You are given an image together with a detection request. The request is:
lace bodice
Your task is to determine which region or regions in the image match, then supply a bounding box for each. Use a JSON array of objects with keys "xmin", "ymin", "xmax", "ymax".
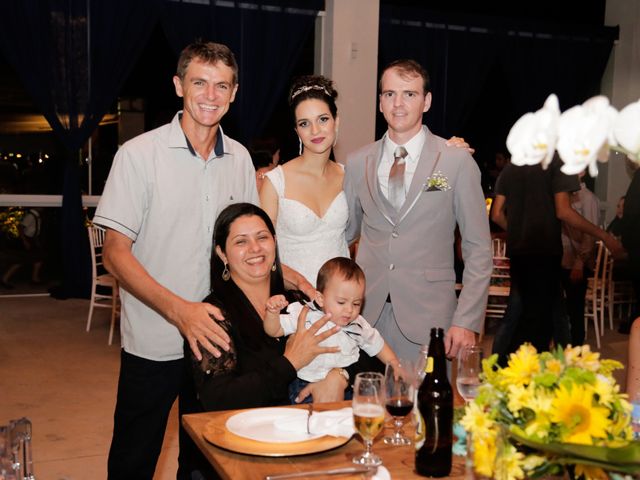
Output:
[{"xmin": 265, "ymin": 166, "xmax": 350, "ymax": 286}]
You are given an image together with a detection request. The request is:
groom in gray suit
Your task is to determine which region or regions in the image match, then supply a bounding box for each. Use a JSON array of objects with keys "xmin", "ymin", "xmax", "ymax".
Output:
[{"xmin": 344, "ymin": 59, "xmax": 493, "ymax": 361}]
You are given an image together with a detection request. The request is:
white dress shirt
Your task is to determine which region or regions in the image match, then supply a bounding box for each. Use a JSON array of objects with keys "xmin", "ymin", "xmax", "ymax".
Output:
[{"xmin": 377, "ymin": 128, "xmax": 426, "ymax": 200}]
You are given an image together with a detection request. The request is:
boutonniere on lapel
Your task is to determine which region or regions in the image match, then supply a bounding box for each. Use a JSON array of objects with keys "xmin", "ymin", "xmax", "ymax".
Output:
[{"xmin": 424, "ymin": 171, "xmax": 451, "ymax": 192}]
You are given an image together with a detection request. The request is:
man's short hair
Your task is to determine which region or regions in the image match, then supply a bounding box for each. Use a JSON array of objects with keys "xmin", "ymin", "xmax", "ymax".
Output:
[
  {"xmin": 379, "ymin": 59, "xmax": 430, "ymax": 95},
  {"xmin": 176, "ymin": 40, "xmax": 238, "ymax": 85},
  {"xmin": 316, "ymin": 257, "xmax": 365, "ymax": 293}
]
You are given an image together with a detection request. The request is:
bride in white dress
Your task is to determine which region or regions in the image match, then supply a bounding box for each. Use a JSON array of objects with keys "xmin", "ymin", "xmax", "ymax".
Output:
[{"xmin": 260, "ymin": 76, "xmax": 348, "ymax": 296}]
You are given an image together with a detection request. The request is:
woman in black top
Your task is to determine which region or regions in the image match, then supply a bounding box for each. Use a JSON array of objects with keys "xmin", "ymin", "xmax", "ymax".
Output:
[{"xmin": 187, "ymin": 203, "xmax": 381, "ymax": 411}]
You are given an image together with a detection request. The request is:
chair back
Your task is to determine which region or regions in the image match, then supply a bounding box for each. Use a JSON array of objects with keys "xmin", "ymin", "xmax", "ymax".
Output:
[
  {"xmin": 88, "ymin": 225, "xmax": 107, "ymax": 277},
  {"xmin": 492, "ymin": 238, "xmax": 507, "ymax": 257},
  {"xmin": 592, "ymin": 241, "xmax": 606, "ymax": 286}
]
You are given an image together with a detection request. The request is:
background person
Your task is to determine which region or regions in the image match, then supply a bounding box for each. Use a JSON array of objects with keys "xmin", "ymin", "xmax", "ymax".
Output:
[
  {"xmin": 607, "ymin": 195, "xmax": 625, "ymax": 237},
  {"xmin": 619, "ymin": 161, "xmax": 640, "ymax": 334},
  {"xmin": 491, "ymin": 156, "xmax": 623, "ymax": 358},
  {"xmin": 560, "ymin": 172, "xmax": 600, "ymax": 346},
  {"xmin": 1, "ymin": 207, "xmax": 44, "ymax": 288}
]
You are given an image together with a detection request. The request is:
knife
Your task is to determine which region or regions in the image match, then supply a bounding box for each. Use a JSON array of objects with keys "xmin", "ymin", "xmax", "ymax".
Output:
[{"xmin": 264, "ymin": 465, "xmax": 377, "ymax": 479}]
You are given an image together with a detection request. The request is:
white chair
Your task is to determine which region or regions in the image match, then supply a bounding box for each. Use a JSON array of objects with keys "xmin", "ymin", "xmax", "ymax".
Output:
[
  {"xmin": 492, "ymin": 237, "xmax": 507, "ymax": 257},
  {"xmin": 86, "ymin": 225, "xmax": 120, "ymax": 345},
  {"xmin": 602, "ymin": 248, "xmax": 636, "ymax": 331},
  {"xmin": 584, "ymin": 241, "xmax": 605, "ymax": 348},
  {"xmin": 486, "ymin": 239, "xmax": 510, "ymax": 320}
]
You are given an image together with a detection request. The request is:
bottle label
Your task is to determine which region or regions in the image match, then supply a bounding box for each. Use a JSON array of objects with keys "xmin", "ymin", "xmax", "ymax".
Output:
[
  {"xmin": 415, "ymin": 409, "xmax": 425, "ymax": 450},
  {"xmin": 424, "ymin": 357, "xmax": 433, "ymax": 374}
]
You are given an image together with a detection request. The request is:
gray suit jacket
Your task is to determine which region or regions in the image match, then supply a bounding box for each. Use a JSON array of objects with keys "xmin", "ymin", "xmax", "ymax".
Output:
[{"xmin": 344, "ymin": 126, "xmax": 492, "ymax": 345}]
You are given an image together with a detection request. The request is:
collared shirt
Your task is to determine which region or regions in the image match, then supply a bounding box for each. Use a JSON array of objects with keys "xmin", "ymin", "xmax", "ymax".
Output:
[
  {"xmin": 377, "ymin": 128, "xmax": 426, "ymax": 199},
  {"xmin": 561, "ymin": 182, "xmax": 600, "ymax": 269},
  {"xmin": 94, "ymin": 111, "xmax": 259, "ymax": 361},
  {"xmin": 279, "ymin": 302, "xmax": 384, "ymax": 382}
]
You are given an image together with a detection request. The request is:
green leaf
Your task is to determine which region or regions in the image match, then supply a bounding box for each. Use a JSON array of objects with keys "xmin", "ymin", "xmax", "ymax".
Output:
[
  {"xmin": 533, "ymin": 372, "xmax": 558, "ymax": 388},
  {"xmin": 507, "ymin": 429, "xmax": 640, "ymax": 473}
]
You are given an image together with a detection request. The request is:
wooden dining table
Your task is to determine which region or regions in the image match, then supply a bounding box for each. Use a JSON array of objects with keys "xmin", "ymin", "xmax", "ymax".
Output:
[{"xmin": 182, "ymin": 401, "xmax": 466, "ymax": 480}]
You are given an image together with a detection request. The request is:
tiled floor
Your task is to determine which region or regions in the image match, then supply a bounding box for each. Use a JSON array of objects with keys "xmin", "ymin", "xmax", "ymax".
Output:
[
  {"xmin": 0, "ymin": 294, "xmax": 632, "ymax": 479},
  {"xmin": 0, "ymin": 295, "xmax": 178, "ymax": 480}
]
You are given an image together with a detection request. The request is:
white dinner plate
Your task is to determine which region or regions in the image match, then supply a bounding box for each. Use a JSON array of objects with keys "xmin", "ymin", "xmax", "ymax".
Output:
[{"xmin": 225, "ymin": 407, "xmax": 323, "ymax": 443}]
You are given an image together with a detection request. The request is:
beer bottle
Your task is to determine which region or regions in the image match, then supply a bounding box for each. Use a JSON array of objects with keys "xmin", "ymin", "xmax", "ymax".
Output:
[{"xmin": 415, "ymin": 327, "xmax": 453, "ymax": 477}]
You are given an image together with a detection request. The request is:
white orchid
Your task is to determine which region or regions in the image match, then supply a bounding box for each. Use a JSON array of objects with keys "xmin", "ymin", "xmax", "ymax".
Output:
[
  {"xmin": 506, "ymin": 94, "xmax": 560, "ymax": 169},
  {"xmin": 556, "ymin": 96, "xmax": 618, "ymax": 177},
  {"xmin": 611, "ymin": 99, "xmax": 640, "ymax": 163}
]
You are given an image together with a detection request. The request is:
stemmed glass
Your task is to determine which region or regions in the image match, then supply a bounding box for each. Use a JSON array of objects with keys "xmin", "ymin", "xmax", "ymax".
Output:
[
  {"xmin": 383, "ymin": 360, "xmax": 415, "ymax": 445},
  {"xmin": 457, "ymin": 345, "xmax": 483, "ymax": 478},
  {"xmin": 456, "ymin": 345, "xmax": 483, "ymax": 403},
  {"xmin": 352, "ymin": 372, "xmax": 385, "ymax": 467}
]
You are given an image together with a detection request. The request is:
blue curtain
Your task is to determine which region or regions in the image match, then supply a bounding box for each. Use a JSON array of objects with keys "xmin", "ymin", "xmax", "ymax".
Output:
[
  {"xmin": 377, "ymin": 4, "xmax": 617, "ymax": 141},
  {"xmin": 160, "ymin": 0, "xmax": 322, "ymax": 144},
  {"xmin": 0, "ymin": 0, "xmax": 162, "ymax": 298}
]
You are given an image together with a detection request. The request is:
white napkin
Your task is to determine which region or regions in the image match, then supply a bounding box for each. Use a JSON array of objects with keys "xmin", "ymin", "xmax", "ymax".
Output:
[
  {"xmin": 273, "ymin": 407, "xmax": 355, "ymax": 438},
  {"xmin": 372, "ymin": 466, "xmax": 391, "ymax": 480}
]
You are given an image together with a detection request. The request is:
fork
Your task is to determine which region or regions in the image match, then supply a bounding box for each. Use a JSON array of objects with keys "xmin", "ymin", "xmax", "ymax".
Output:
[{"xmin": 306, "ymin": 403, "xmax": 313, "ymax": 434}]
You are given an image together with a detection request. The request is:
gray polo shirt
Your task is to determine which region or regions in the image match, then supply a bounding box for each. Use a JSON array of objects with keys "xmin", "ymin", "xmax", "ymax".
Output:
[{"xmin": 94, "ymin": 112, "xmax": 259, "ymax": 361}]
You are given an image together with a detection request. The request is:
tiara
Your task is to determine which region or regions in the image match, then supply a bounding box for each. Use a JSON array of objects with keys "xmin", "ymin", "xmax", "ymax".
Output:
[{"xmin": 291, "ymin": 84, "xmax": 330, "ymax": 100}]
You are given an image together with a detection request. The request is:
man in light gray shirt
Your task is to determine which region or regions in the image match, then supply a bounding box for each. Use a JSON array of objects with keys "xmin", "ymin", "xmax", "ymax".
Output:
[{"xmin": 94, "ymin": 41, "xmax": 257, "ymax": 479}]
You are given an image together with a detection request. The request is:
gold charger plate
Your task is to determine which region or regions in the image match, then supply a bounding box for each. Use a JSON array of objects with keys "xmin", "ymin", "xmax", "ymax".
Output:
[{"xmin": 202, "ymin": 408, "xmax": 352, "ymax": 457}]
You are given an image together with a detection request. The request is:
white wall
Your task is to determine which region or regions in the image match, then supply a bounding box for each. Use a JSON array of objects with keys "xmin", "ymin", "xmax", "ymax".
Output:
[
  {"xmin": 598, "ymin": 0, "xmax": 640, "ymax": 224},
  {"xmin": 317, "ymin": 0, "xmax": 380, "ymax": 163}
]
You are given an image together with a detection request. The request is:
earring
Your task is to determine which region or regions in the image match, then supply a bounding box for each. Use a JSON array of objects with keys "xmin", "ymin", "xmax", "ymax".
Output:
[
  {"xmin": 333, "ymin": 128, "xmax": 339, "ymax": 147},
  {"xmin": 222, "ymin": 263, "xmax": 230, "ymax": 281},
  {"xmin": 298, "ymin": 137, "xmax": 303, "ymax": 155},
  {"xmin": 271, "ymin": 263, "xmax": 277, "ymax": 272}
]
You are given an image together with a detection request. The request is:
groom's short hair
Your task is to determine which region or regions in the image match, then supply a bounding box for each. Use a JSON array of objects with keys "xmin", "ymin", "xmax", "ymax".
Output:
[
  {"xmin": 379, "ymin": 59, "xmax": 430, "ymax": 95},
  {"xmin": 316, "ymin": 257, "xmax": 365, "ymax": 293}
]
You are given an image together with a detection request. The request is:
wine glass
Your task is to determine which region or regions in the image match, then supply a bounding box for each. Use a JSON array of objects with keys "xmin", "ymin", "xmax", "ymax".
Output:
[
  {"xmin": 352, "ymin": 372, "xmax": 385, "ymax": 467},
  {"xmin": 383, "ymin": 360, "xmax": 415, "ymax": 445},
  {"xmin": 456, "ymin": 345, "xmax": 483, "ymax": 403}
]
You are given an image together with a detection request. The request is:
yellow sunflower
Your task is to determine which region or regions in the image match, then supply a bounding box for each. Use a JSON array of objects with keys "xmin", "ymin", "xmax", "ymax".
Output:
[
  {"xmin": 501, "ymin": 344, "xmax": 540, "ymax": 387},
  {"xmin": 544, "ymin": 358, "xmax": 564, "ymax": 377},
  {"xmin": 461, "ymin": 401, "xmax": 495, "ymax": 438},
  {"xmin": 506, "ymin": 384, "xmax": 533, "ymax": 414},
  {"xmin": 494, "ymin": 441, "xmax": 525, "ymax": 480},
  {"xmin": 592, "ymin": 374, "xmax": 615, "ymax": 406},
  {"xmin": 523, "ymin": 390, "xmax": 554, "ymax": 439},
  {"xmin": 564, "ymin": 345, "xmax": 601, "ymax": 371},
  {"xmin": 550, "ymin": 384, "xmax": 610, "ymax": 444},
  {"xmin": 472, "ymin": 431, "xmax": 497, "ymax": 477}
]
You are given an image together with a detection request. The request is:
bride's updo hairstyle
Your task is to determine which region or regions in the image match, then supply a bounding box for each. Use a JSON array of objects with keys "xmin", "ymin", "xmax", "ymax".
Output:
[{"xmin": 288, "ymin": 75, "xmax": 338, "ymax": 124}]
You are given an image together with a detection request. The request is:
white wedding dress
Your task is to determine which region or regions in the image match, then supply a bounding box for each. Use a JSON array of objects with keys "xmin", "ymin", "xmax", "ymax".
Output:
[{"xmin": 265, "ymin": 165, "xmax": 350, "ymax": 286}]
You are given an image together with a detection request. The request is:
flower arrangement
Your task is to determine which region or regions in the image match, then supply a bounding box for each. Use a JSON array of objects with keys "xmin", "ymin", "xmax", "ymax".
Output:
[
  {"xmin": 506, "ymin": 94, "xmax": 640, "ymax": 177},
  {"xmin": 425, "ymin": 171, "xmax": 451, "ymax": 191},
  {"xmin": 460, "ymin": 344, "xmax": 640, "ymax": 480},
  {"xmin": 0, "ymin": 207, "xmax": 25, "ymax": 239}
]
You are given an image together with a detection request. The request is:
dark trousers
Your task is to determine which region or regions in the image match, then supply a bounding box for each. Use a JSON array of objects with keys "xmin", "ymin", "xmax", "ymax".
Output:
[
  {"xmin": 503, "ymin": 255, "xmax": 563, "ymax": 357},
  {"xmin": 560, "ymin": 267, "xmax": 589, "ymax": 346},
  {"xmin": 493, "ymin": 279, "xmax": 569, "ymax": 365},
  {"xmin": 107, "ymin": 350, "xmax": 204, "ymax": 480}
]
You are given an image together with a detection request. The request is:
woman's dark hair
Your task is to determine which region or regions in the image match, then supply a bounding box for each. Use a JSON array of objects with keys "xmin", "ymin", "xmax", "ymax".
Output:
[
  {"xmin": 211, "ymin": 203, "xmax": 284, "ymax": 294},
  {"xmin": 288, "ymin": 75, "xmax": 338, "ymax": 124}
]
